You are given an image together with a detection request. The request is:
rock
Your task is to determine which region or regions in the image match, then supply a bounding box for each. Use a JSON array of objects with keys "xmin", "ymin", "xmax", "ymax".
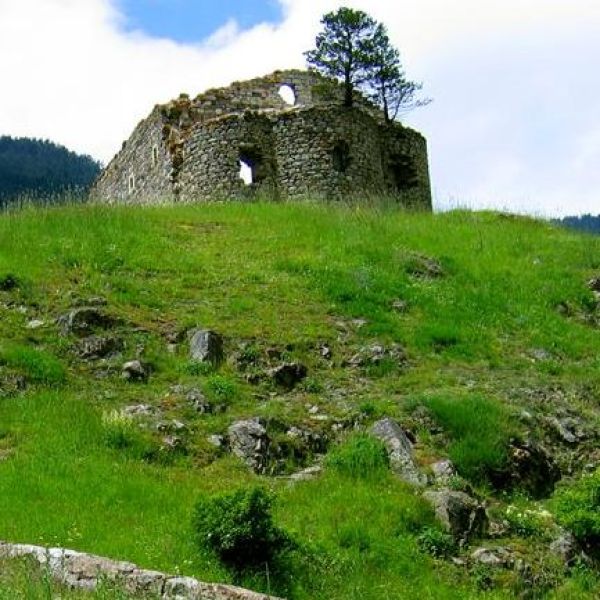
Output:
[
  {"xmin": 208, "ymin": 434, "xmax": 226, "ymax": 449},
  {"xmin": 544, "ymin": 415, "xmax": 587, "ymax": 445},
  {"xmin": 76, "ymin": 335, "xmax": 124, "ymax": 360},
  {"xmin": 228, "ymin": 418, "xmax": 270, "ymax": 473},
  {"xmin": 26, "ymin": 319, "xmax": 45, "ymax": 330},
  {"xmin": 121, "ymin": 360, "xmax": 148, "ymax": 382},
  {"xmin": 57, "ymin": 307, "xmax": 114, "ymax": 337},
  {"xmin": 289, "ymin": 465, "xmax": 322, "ymax": 482},
  {"xmin": 471, "ymin": 546, "xmax": 515, "ymax": 568},
  {"xmin": 269, "ymin": 362, "xmax": 307, "ymax": 390},
  {"xmin": 319, "ymin": 343, "xmax": 333, "ymax": 360},
  {"xmin": 346, "ymin": 343, "xmax": 407, "ymax": 369},
  {"xmin": 186, "ymin": 387, "xmax": 213, "ymax": 413},
  {"xmin": 122, "ymin": 404, "xmax": 155, "ymax": 417},
  {"xmin": 157, "ymin": 420, "xmax": 187, "ymax": 433},
  {"xmin": 161, "ymin": 435, "xmax": 184, "ymax": 451},
  {"xmin": 494, "ymin": 440, "xmax": 560, "ymax": 499},
  {"xmin": 371, "ymin": 418, "xmax": 427, "ymax": 486},
  {"xmin": 405, "ymin": 254, "xmax": 444, "ymax": 278},
  {"xmin": 431, "ymin": 459, "xmax": 456, "ymax": 485},
  {"xmin": 549, "ymin": 530, "xmax": 584, "ymax": 566},
  {"xmin": 587, "ymin": 276, "xmax": 600, "ymax": 295},
  {"xmin": 424, "ymin": 490, "xmax": 489, "ymax": 545},
  {"xmin": 188, "ymin": 329, "xmax": 224, "ymax": 364},
  {"xmin": 391, "ymin": 299, "xmax": 409, "ymax": 313}
]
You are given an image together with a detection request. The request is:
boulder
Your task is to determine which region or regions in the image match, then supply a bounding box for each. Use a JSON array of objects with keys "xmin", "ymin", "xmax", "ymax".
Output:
[
  {"xmin": 549, "ymin": 530, "xmax": 585, "ymax": 567},
  {"xmin": 431, "ymin": 459, "xmax": 456, "ymax": 485},
  {"xmin": 346, "ymin": 344, "xmax": 407, "ymax": 369},
  {"xmin": 471, "ymin": 546, "xmax": 515, "ymax": 568},
  {"xmin": 188, "ymin": 329, "xmax": 224, "ymax": 365},
  {"xmin": 424, "ymin": 489, "xmax": 488, "ymax": 545},
  {"xmin": 121, "ymin": 360, "xmax": 148, "ymax": 382},
  {"xmin": 228, "ymin": 418, "xmax": 270, "ymax": 473},
  {"xmin": 370, "ymin": 418, "xmax": 427, "ymax": 486},
  {"xmin": 268, "ymin": 362, "xmax": 307, "ymax": 390},
  {"xmin": 57, "ymin": 307, "xmax": 114, "ymax": 337},
  {"xmin": 76, "ymin": 335, "xmax": 123, "ymax": 360}
]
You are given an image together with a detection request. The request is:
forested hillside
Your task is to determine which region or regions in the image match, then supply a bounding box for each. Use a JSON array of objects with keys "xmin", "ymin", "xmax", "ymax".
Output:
[
  {"xmin": 556, "ymin": 214, "xmax": 600, "ymax": 235},
  {"xmin": 0, "ymin": 136, "xmax": 101, "ymax": 205}
]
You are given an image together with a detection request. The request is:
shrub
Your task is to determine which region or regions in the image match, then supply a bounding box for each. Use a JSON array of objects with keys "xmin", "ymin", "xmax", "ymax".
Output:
[
  {"xmin": 203, "ymin": 375, "xmax": 237, "ymax": 403},
  {"xmin": 0, "ymin": 344, "xmax": 66, "ymax": 385},
  {"xmin": 504, "ymin": 504, "xmax": 552, "ymax": 537},
  {"xmin": 423, "ymin": 395, "xmax": 517, "ymax": 484},
  {"xmin": 417, "ymin": 527, "xmax": 456, "ymax": 558},
  {"xmin": 193, "ymin": 487, "xmax": 287, "ymax": 569},
  {"xmin": 554, "ymin": 469, "xmax": 600, "ymax": 547},
  {"xmin": 326, "ymin": 433, "xmax": 389, "ymax": 480}
]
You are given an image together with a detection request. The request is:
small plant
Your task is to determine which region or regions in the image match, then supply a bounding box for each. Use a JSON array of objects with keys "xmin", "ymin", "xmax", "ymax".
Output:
[
  {"xmin": 554, "ymin": 469, "xmax": 600, "ymax": 548},
  {"xmin": 417, "ymin": 527, "xmax": 456, "ymax": 558},
  {"xmin": 101, "ymin": 410, "xmax": 137, "ymax": 450},
  {"xmin": 203, "ymin": 375, "xmax": 237, "ymax": 403},
  {"xmin": 303, "ymin": 376, "xmax": 323, "ymax": 393},
  {"xmin": 193, "ymin": 487, "xmax": 287, "ymax": 569},
  {"xmin": 181, "ymin": 360, "xmax": 213, "ymax": 377},
  {"xmin": 326, "ymin": 433, "xmax": 389, "ymax": 480},
  {"xmin": 504, "ymin": 504, "xmax": 552, "ymax": 537}
]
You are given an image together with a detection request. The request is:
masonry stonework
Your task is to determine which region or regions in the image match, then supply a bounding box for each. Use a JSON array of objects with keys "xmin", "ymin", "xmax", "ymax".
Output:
[{"xmin": 92, "ymin": 70, "xmax": 432, "ymax": 208}]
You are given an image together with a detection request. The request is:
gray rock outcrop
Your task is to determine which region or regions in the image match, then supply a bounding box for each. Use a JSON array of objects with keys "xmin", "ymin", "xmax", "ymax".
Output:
[
  {"xmin": 370, "ymin": 418, "xmax": 427, "ymax": 486},
  {"xmin": 424, "ymin": 489, "xmax": 488, "ymax": 545},
  {"xmin": 57, "ymin": 307, "xmax": 114, "ymax": 336},
  {"xmin": 228, "ymin": 418, "xmax": 270, "ymax": 473},
  {"xmin": 189, "ymin": 329, "xmax": 224, "ymax": 365}
]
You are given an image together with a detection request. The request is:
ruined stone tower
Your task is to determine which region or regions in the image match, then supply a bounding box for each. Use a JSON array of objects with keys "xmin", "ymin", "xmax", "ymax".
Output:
[{"xmin": 92, "ymin": 70, "xmax": 431, "ymax": 208}]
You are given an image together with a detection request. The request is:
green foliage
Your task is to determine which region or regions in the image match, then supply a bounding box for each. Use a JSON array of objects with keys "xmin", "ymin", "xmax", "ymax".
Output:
[
  {"xmin": 504, "ymin": 504, "xmax": 552, "ymax": 537},
  {"xmin": 423, "ymin": 395, "xmax": 517, "ymax": 484},
  {"xmin": 417, "ymin": 526, "xmax": 456, "ymax": 558},
  {"xmin": 101, "ymin": 410, "xmax": 137, "ymax": 450},
  {"xmin": 326, "ymin": 433, "xmax": 389, "ymax": 480},
  {"xmin": 0, "ymin": 344, "xmax": 66, "ymax": 385},
  {"xmin": 193, "ymin": 487, "xmax": 287, "ymax": 569},
  {"xmin": 554, "ymin": 469, "xmax": 600, "ymax": 546},
  {"xmin": 203, "ymin": 375, "xmax": 237, "ymax": 403}
]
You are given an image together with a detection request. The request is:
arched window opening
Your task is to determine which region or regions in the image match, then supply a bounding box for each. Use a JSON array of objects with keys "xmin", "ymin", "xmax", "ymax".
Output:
[
  {"xmin": 128, "ymin": 173, "xmax": 136, "ymax": 193},
  {"xmin": 239, "ymin": 145, "xmax": 265, "ymax": 187},
  {"xmin": 239, "ymin": 159, "xmax": 253, "ymax": 185},
  {"xmin": 332, "ymin": 141, "xmax": 351, "ymax": 173},
  {"xmin": 278, "ymin": 84, "xmax": 296, "ymax": 106}
]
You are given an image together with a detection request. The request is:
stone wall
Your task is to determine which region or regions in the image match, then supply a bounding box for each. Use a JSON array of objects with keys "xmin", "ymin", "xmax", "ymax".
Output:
[
  {"xmin": 91, "ymin": 70, "xmax": 431, "ymax": 209},
  {"xmin": 0, "ymin": 541, "xmax": 281, "ymax": 599}
]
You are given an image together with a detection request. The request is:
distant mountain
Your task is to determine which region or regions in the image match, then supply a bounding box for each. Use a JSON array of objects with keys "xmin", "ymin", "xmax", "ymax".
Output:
[
  {"xmin": 555, "ymin": 214, "xmax": 600, "ymax": 235},
  {"xmin": 0, "ymin": 136, "xmax": 101, "ymax": 206}
]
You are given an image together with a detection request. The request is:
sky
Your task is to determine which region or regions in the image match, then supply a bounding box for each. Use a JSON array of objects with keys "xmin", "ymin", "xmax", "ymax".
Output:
[{"xmin": 0, "ymin": 0, "xmax": 598, "ymax": 216}]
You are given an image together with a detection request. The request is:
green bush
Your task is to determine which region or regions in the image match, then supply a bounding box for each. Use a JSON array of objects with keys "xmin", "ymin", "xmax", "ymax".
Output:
[
  {"xmin": 423, "ymin": 395, "xmax": 517, "ymax": 484},
  {"xmin": 0, "ymin": 344, "xmax": 66, "ymax": 385},
  {"xmin": 193, "ymin": 487, "xmax": 287, "ymax": 568},
  {"xmin": 417, "ymin": 527, "xmax": 456, "ymax": 558},
  {"xmin": 203, "ymin": 375, "xmax": 237, "ymax": 403},
  {"xmin": 326, "ymin": 433, "xmax": 389, "ymax": 480},
  {"xmin": 554, "ymin": 469, "xmax": 600, "ymax": 547}
]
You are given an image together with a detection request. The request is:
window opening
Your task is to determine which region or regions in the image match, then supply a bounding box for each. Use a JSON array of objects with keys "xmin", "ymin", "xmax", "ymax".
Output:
[
  {"xmin": 332, "ymin": 141, "xmax": 351, "ymax": 173},
  {"xmin": 278, "ymin": 84, "xmax": 296, "ymax": 106}
]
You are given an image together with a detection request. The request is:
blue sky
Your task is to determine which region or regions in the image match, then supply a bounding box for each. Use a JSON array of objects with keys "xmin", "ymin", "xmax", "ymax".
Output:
[{"xmin": 118, "ymin": 0, "xmax": 282, "ymax": 42}]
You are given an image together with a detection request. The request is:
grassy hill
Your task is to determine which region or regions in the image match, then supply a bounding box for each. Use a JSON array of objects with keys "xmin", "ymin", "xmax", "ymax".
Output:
[{"xmin": 0, "ymin": 201, "xmax": 599, "ymax": 599}]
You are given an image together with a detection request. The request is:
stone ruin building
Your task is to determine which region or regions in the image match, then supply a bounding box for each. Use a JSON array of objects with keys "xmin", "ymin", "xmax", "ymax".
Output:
[{"xmin": 92, "ymin": 70, "xmax": 432, "ymax": 208}]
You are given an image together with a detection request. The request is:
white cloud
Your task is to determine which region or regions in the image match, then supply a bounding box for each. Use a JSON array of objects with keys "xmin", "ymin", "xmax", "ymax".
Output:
[{"xmin": 0, "ymin": 0, "xmax": 598, "ymax": 216}]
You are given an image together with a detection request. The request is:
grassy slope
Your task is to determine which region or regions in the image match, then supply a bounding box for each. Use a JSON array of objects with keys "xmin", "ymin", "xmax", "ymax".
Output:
[{"xmin": 0, "ymin": 202, "xmax": 599, "ymax": 598}]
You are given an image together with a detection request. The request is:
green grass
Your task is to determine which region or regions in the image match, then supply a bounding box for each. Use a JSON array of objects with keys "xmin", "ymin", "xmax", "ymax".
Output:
[{"xmin": 0, "ymin": 200, "xmax": 599, "ymax": 598}]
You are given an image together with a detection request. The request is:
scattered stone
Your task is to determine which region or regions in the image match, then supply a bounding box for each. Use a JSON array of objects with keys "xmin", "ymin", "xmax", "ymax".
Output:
[
  {"xmin": 269, "ymin": 362, "xmax": 307, "ymax": 390},
  {"xmin": 471, "ymin": 546, "xmax": 515, "ymax": 568},
  {"xmin": 530, "ymin": 348, "xmax": 552, "ymax": 361},
  {"xmin": 424, "ymin": 490, "xmax": 488, "ymax": 545},
  {"xmin": 157, "ymin": 420, "xmax": 187, "ymax": 433},
  {"xmin": 345, "ymin": 343, "xmax": 407, "ymax": 369},
  {"xmin": 57, "ymin": 307, "xmax": 114, "ymax": 337},
  {"xmin": 588, "ymin": 276, "xmax": 600, "ymax": 296},
  {"xmin": 26, "ymin": 319, "xmax": 45, "ymax": 330},
  {"xmin": 121, "ymin": 360, "xmax": 148, "ymax": 382},
  {"xmin": 431, "ymin": 459, "xmax": 456, "ymax": 485},
  {"xmin": 544, "ymin": 415, "xmax": 587, "ymax": 445},
  {"xmin": 288, "ymin": 465, "xmax": 322, "ymax": 482},
  {"xmin": 391, "ymin": 299, "xmax": 409, "ymax": 313},
  {"xmin": 549, "ymin": 530, "xmax": 585, "ymax": 567},
  {"xmin": 188, "ymin": 329, "xmax": 224, "ymax": 364},
  {"xmin": 228, "ymin": 418, "xmax": 270, "ymax": 473},
  {"xmin": 207, "ymin": 434, "xmax": 226, "ymax": 449},
  {"xmin": 122, "ymin": 404, "xmax": 155, "ymax": 417},
  {"xmin": 161, "ymin": 435, "xmax": 184, "ymax": 451},
  {"xmin": 371, "ymin": 418, "xmax": 427, "ymax": 486},
  {"xmin": 76, "ymin": 335, "xmax": 124, "ymax": 360},
  {"xmin": 405, "ymin": 254, "xmax": 444, "ymax": 278},
  {"xmin": 185, "ymin": 387, "xmax": 212, "ymax": 413},
  {"xmin": 319, "ymin": 343, "xmax": 333, "ymax": 360}
]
